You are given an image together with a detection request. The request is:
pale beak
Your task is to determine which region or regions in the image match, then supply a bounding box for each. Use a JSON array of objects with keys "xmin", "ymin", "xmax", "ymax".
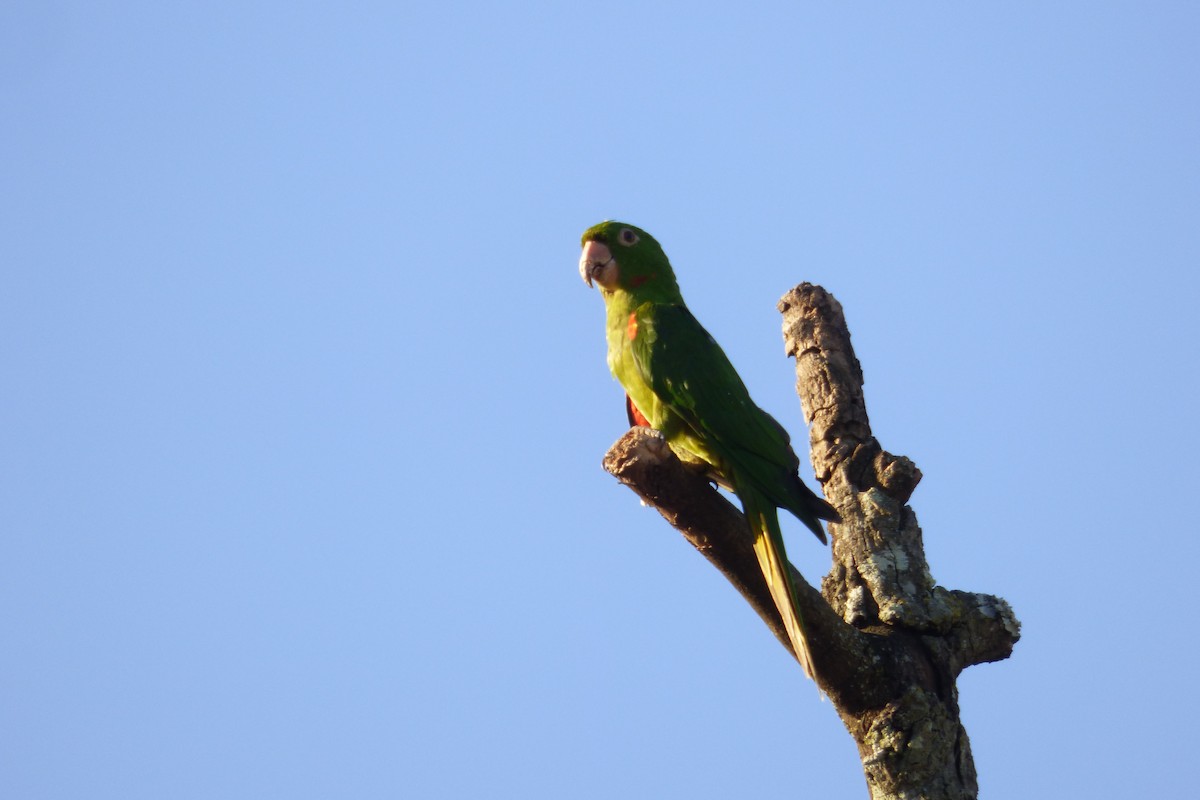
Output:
[{"xmin": 579, "ymin": 239, "xmax": 615, "ymax": 288}]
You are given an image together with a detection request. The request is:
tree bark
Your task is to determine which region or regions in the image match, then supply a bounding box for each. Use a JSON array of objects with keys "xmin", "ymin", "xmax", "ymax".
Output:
[{"xmin": 600, "ymin": 283, "xmax": 1020, "ymax": 800}]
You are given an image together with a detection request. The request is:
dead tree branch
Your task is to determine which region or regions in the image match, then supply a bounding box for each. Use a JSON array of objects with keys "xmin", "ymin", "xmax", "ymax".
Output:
[{"xmin": 600, "ymin": 283, "xmax": 1020, "ymax": 800}]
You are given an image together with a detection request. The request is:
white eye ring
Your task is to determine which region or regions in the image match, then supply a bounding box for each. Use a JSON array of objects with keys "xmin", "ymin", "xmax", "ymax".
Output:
[{"xmin": 618, "ymin": 228, "xmax": 639, "ymax": 246}]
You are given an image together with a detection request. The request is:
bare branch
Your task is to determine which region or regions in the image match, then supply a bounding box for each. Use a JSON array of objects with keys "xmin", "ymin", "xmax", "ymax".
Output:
[
  {"xmin": 602, "ymin": 428, "xmax": 883, "ymax": 702},
  {"xmin": 780, "ymin": 284, "xmax": 1019, "ymax": 667},
  {"xmin": 598, "ymin": 283, "xmax": 1020, "ymax": 799}
]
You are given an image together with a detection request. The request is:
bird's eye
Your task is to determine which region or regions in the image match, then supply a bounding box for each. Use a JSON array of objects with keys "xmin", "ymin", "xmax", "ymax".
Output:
[{"xmin": 619, "ymin": 228, "xmax": 639, "ymax": 246}]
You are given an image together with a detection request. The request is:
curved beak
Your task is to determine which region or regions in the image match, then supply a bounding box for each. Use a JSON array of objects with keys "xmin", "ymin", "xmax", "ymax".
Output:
[{"xmin": 579, "ymin": 239, "xmax": 615, "ymax": 288}]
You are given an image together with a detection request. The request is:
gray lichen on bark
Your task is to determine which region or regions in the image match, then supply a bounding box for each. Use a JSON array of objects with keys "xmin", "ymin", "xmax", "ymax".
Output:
[{"xmin": 600, "ymin": 283, "xmax": 1020, "ymax": 800}]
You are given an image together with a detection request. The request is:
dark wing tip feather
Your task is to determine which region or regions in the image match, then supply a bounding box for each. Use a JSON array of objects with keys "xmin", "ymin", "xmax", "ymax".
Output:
[
  {"xmin": 815, "ymin": 497, "xmax": 841, "ymax": 523},
  {"xmin": 801, "ymin": 515, "xmax": 829, "ymax": 546},
  {"xmin": 787, "ymin": 477, "xmax": 839, "ymax": 544}
]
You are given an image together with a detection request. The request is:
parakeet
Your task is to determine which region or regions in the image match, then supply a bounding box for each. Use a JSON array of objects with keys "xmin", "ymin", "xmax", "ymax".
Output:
[{"xmin": 579, "ymin": 220, "xmax": 839, "ymax": 678}]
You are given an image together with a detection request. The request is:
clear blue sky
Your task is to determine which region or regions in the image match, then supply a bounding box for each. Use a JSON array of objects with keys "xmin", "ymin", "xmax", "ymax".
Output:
[{"xmin": 3, "ymin": 2, "xmax": 1197, "ymax": 797}]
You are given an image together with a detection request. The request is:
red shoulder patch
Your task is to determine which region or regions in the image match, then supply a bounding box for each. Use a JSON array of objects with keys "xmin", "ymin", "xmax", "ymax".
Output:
[{"xmin": 626, "ymin": 311, "xmax": 638, "ymax": 341}]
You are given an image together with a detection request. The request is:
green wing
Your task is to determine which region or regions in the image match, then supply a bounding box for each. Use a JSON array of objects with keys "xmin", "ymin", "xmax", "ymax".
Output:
[{"xmin": 628, "ymin": 302, "xmax": 835, "ymax": 540}]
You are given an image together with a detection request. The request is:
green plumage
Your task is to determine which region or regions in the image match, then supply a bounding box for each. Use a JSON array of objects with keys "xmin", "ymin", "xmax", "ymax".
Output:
[{"xmin": 580, "ymin": 220, "xmax": 839, "ymax": 678}]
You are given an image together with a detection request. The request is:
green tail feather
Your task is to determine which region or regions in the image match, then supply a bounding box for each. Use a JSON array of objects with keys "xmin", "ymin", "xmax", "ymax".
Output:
[{"xmin": 742, "ymin": 486, "xmax": 815, "ymax": 679}]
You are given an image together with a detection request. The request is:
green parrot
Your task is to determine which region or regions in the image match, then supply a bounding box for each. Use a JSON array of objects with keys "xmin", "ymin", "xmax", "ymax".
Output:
[{"xmin": 579, "ymin": 220, "xmax": 839, "ymax": 678}]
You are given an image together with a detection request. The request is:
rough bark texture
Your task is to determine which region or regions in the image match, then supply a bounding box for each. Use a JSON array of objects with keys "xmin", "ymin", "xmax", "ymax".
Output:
[{"xmin": 600, "ymin": 283, "xmax": 1020, "ymax": 800}]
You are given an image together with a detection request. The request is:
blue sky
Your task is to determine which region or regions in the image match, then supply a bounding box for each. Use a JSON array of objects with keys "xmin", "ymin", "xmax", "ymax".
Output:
[{"xmin": 3, "ymin": 2, "xmax": 1197, "ymax": 797}]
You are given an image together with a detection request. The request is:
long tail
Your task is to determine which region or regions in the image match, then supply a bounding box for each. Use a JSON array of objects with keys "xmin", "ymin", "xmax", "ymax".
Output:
[{"xmin": 742, "ymin": 485, "xmax": 815, "ymax": 680}]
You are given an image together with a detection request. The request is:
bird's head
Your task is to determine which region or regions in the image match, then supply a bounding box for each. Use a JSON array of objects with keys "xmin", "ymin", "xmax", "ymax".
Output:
[{"xmin": 579, "ymin": 221, "xmax": 681, "ymax": 301}]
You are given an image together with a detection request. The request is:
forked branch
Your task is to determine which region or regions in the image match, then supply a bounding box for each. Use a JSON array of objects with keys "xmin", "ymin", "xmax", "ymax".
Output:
[{"xmin": 600, "ymin": 283, "xmax": 1020, "ymax": 800}]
